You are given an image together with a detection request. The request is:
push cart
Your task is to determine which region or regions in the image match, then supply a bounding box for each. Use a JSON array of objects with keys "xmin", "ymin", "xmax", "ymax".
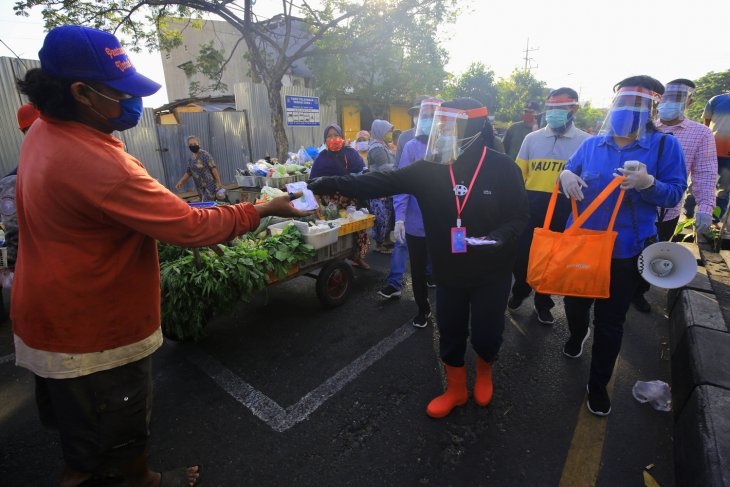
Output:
[{"xmin": 265, "ymin": 215, "xmax": 374, "ymax": 307}]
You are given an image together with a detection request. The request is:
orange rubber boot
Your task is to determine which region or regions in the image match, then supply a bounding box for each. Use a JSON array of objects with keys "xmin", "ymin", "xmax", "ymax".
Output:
[
  {"xmin": 473, "ymin": 356, "xmax": 493, "ymax": 407},
  {"xmin": 426, "ymin": 364, "xmax": 468, "ymax": 418}
]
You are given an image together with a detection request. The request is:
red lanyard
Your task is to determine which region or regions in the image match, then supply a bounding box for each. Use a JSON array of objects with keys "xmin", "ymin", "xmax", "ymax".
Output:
[{"xmin": 449, "ymin": 146, "xmax": 487, "ymax": 227}]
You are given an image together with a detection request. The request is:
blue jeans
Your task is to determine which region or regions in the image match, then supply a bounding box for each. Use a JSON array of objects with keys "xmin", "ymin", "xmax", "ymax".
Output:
[{"xmin": 386, "ymin": 237, "xmax": 433, "ymax": 290}]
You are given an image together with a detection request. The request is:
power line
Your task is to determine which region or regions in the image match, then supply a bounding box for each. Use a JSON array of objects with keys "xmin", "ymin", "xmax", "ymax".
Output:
[{"xmin": 522, "ymin": 38, "xmax": 538, "ymax": 71}]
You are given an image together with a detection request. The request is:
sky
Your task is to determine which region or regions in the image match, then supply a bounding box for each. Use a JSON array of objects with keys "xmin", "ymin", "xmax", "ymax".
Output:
[{"xmin": 1, "ymin": 0, "xmax": 729, "ymax": 110}]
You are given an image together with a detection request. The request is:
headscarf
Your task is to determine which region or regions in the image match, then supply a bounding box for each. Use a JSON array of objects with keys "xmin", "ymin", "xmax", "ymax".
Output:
[
  {"xmin": 370, "ymin": 119, "xmax": 393, "ymax": 145},
  {"xmin": 356, "ymin": 130, "xmax": 370, "ymax": 140},
  {"xmin": 323, "ymin": 123, "xmax": 344, "ymax": 142}
]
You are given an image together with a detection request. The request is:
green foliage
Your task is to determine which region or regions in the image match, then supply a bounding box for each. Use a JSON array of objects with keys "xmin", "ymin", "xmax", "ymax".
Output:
[
  {"xmin": 573, "ymin": 101, "xmax": 607, "ymax": 133},
  {"xmin": 686, "ymin": 69, "xmax": 730, "ymax": 122},
  {"xmin": 494, "ymin": 69, "xmax": 549, "ymax": 123},
  {"xmin": 159, "ymin": 225, "xmax": 314, "ymax": 342},
  {"xmin": 306, "ymin": 1, "xmax": 456, "ymax": 113},
  {"xmin": 441, "ymin": 62, "xmax": 497, "ymax": 113}
]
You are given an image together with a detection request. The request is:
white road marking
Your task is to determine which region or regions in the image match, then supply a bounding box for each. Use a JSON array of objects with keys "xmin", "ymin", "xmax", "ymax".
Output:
[{"xmin": 186, "ymin": 322, "xmax": 416, "ymax": 432}]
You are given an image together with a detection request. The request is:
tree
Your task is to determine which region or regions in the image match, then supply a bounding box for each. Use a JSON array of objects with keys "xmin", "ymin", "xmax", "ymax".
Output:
[
  {"xmin": 441, "ymin": 62, "xmax": 497, "ymax": 113},
  {"xmin": 14, "ymin": 0, "xmax": 458, "ymax": 162},
  {"xmin": 687, "ymin": 69, "xmax": 730, "ymax": 122},
  {"xmin": 308, "ymin": 10, "xmax": 450, "ymax": 120},
  {"xmin": 573, "ymin": 101, "xmax": 606, "ymax": 133},
  {"xmin": 494, "ymin": 69, "xmax": 548, "ymax": 123}
]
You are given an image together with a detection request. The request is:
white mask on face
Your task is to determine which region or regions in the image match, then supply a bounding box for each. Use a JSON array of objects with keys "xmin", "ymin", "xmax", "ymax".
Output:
[{"xmin": 413, "ymin": 116, "xmax": 419, "ymax": 126}]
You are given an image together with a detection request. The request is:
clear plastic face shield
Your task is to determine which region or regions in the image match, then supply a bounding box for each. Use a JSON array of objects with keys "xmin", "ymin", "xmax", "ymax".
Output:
[
  {"xmin": 598, "ymin": 86, "xmax": 661, "ymax": 141},
  {"xmin": 423, "ymin": 106, "xmax": 489, "ymax": 164},
  {"xmin": 415, "ymin": 97, "xmax": 444, "ymax": 137},
  {"xmin": 544, "ymin": 96, "xmax": 578, "ymax": 131},
  {"xmin": 657, "ymin": 83, "xmax": 693, "ymax": 122}
]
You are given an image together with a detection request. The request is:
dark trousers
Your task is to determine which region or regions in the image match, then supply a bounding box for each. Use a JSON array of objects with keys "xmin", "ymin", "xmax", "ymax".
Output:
[
  {"xmin": 436, "ymin": 274, "xmax": 512, "ymax": 366},
  {"xmin": 405, "ymin": 233, "xmax": 430, "ymax": 314},
  {"xmin": 512, "ymin": 199, "xmax": 570, "ymax": 311},
  {"xmin": 564, "ymin": 257, "xmax": 641, "ymax": 387},
  {"xmin": 511, "ymin": 225, "xmax": 556, "ymax": 310}
]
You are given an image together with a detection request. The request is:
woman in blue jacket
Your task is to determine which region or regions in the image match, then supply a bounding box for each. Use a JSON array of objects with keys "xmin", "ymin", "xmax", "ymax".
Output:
[{"xmin": 559, "ymin": 75, "xmax": 687, "ymax": 416}]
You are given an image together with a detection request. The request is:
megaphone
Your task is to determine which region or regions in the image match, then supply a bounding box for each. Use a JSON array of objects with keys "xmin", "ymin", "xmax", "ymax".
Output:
[{"xmin": 638, "ymin": 242, "xmax": 698, "ymax": 289}]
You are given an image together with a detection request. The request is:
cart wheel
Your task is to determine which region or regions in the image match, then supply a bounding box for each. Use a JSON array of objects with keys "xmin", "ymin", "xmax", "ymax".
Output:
[{"xmin": 316, "ymin": 261, "xmax": 354, "ymax": 307}]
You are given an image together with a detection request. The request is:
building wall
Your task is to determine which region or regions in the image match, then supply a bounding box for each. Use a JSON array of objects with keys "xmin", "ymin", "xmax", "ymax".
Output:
[{"xmin": 160, "ymin": 19, "xmax": 252, "ymax": 102}]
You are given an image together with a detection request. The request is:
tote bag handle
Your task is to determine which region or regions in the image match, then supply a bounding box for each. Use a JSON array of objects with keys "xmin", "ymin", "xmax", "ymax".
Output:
[{"xmin": 543, "ymin": 176, "xmax": 625, "ymax": 233}]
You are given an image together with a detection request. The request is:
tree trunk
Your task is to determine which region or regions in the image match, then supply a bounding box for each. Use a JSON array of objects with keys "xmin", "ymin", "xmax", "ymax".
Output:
[{"xmin": 265, "ymin": 78, "xmax": 290, "ymax": 163}]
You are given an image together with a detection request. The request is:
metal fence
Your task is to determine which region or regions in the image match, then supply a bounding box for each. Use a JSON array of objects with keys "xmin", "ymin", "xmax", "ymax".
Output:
[
  {"xmin": 234, "ymin": 82, "xmax": 337, "ymax": 160},
  {"xmin": 0, "ymin": 58, "xmax": 333, "ymax": 189}
]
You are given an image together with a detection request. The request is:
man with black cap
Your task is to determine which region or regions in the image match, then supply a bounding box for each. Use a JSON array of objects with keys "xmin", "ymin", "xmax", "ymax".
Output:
[
  {"xmin": 503, "ymin": 100, "xmax": 541, "ymax": 160},
  {"xmin": 395, "ymin": 96, "xmax": 428, "ymax": 168},
  {"xmin": 13, "ymin": 25, "xmax": 307, "ymax": 486},
  {"xmin": 309, "ymin": 98, "xmax": 529, "ymax": 419}
]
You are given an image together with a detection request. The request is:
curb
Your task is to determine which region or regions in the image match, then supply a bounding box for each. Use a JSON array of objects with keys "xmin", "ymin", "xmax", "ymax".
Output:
[{"xmin": 669, "ymin": 242, "xmax": 730, "ymax": 486}]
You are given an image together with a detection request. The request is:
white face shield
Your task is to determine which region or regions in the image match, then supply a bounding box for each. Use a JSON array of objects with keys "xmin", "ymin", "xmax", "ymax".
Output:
[
  {"xmin": 423, "ymin": 106, "xmax": 489, "ymax": 164},
  {"xmin": 657, "ymin": 83, "xmax": 693, "ymax": 122},
  {"xmin": 598, "ymin": 86, "xmax": 661, "ymax": 142},
  {"xmin": 414, "ymin": 97, "xmax": 444, "ymax": 137}
]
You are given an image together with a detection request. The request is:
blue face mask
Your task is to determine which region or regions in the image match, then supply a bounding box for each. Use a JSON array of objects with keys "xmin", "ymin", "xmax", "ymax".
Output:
[
  {"xmin": 657, "ymin": 102, "xmax": 683, "ymax": 121},
  {"xmin": 545, "ymin": 109, "xmax": 570, "ymax": 129},
  {"xmin": 417, "ymin": 119, "xmax": 433, "ymax": 136},
  {"xmin": 86, "ymin": 85, "xmax": 143, "ymax": 131},
  {"xmin": 610, "ymin": 108, "xmax": 649, "ymax": 137}
]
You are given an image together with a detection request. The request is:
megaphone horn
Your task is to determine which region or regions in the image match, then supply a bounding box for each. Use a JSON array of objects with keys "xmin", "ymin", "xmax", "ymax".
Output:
[{"xmin": 638, "ymin": 242, "xmax": 698, "ymax": 289}]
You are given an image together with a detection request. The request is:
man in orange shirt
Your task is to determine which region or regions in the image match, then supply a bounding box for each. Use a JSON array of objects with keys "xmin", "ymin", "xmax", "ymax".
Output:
[{"xmin": 14, "ymin": 25, "xmax": 307, "ymax": 487}]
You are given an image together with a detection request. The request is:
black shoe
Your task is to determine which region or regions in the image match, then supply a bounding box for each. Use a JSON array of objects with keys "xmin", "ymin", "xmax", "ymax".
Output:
[
  {"xmin": 534, "ymin": 306, "xmax": 555, "ymax": 325},
  {"xmin": 507, "ymin": 295, "xmax": 525, "ymax": 311},
  {"xmin": 426, "ymin": 276, "xmax": 436, "ymax": 288},
  {"xmin": 377, "ymin": 285, "xmax": 401, "ymax": 299},
  {"xmin": 412, "ymin": 311, "xmax": 432, "ymax": 328},
  {"xmin": 563, "ymin": 328, "xmax": 590, "ymax": 358},
  {"xmin": 632, "ymin": 295, "xmax": 651, "ymax": 313},
  {"xmin": 586, "ymin": 383, "xmax": 611, "ymax": 416}
]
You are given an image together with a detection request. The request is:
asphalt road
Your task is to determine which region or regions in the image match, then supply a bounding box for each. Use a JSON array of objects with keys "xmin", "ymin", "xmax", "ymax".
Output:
[{"xmin": 0, "ymin": 249, "xmax": 675, "ymax": 486}]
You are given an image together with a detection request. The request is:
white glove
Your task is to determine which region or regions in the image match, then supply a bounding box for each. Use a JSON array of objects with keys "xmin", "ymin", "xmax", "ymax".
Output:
[
  {"xmin": 695, "ymin": 212, "xmax": 712, "ymax": 233},
  {"xmin": 394, "ymin": 220, "xmax": 406, "ymax": 244},
  {"xmin": 559, "ymin": 170, "xmax": 587, "ymax": 201},
  {"xmin": 615, "ymin": 162, "xmax": 655, "ymax": 190}
]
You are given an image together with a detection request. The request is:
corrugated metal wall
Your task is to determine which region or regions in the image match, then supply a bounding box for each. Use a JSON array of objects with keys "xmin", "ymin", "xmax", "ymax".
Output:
[
  {"xmin": 234, "ymin": 82, "xmax": 336, "ymax": 161},
  {"xmin": 158, "ymin": 111, "xmax": 250, "ymax": 190},
  {"xmin": 115, "ymin": 108, "xmax": 166, "ymax": 184},
  {"xmin": 0, "ymin": 63, "xmax": 322, "ymax": 188},
  {"xmin": 0, "ymin": 57, "xmax": 40, "ymax": 176}
]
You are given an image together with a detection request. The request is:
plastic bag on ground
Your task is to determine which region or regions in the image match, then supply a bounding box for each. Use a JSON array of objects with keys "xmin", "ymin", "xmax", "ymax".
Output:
[{"xmin": 632, "ymin": 380, "xmax": 672, "ymax": 412}]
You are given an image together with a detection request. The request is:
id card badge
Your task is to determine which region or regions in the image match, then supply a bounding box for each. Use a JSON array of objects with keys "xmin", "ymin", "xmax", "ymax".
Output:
[{"xmin": 451, "ymin": 227, "xmax": 467, "ymax": 253}]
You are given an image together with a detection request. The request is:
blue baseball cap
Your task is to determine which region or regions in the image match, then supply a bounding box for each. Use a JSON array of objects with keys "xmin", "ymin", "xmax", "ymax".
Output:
[{"xmin": 39, "ymin": 25, "xmax": 161, "ymax": 97}]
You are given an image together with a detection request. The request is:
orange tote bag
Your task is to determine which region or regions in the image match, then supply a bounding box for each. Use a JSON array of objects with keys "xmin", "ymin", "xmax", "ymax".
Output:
[{"xmin": 527, "ymin": 176, "xmax": 625, "ymax": 299}]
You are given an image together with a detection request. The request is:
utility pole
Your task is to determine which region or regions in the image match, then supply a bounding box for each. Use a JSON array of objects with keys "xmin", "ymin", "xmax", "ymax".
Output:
[{"xmin": 523, "ymin": 38, "xmax": 538, "ymax": 72}]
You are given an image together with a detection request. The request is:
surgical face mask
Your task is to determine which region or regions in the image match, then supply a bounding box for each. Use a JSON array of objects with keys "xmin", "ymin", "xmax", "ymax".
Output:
[
  {"xmin": 189, "ymin": 145, "xmax": 200, "ymax": 153},
  {"xmin": 412, "ymin": 116, "xmax": 419, "ymax": 126},
  {"xmin": 384, "ymin": 133, "xmax": 393, "ymax": 143},
  {"xmin": 85, "ymin": 84, "xmax": 143, "ymax": 131},
  {"xmin": 657, "ymin": 102, "xmax": 684, "ymax": 121},
  {"xmin": 610, "ymin": 108, "xmax": 649, "ymax": 137},
  {"xmin": 418, "ymin": 119, "xmax": 433, "ymax": 136},
  {"xmin": 355, "ymin": 141, "xmax": 368, "ymax": 151},
  {"xmin": 545, "ymin": 109, "xmax": 570, "ymax": 129}
]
